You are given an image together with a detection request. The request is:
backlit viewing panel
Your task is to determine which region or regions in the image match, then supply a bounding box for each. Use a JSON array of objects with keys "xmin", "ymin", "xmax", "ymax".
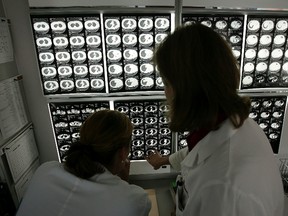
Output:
[
  {"xmin": 32, "ymin": 15, "xmax": 105, "ymax": 94},
  {"xmin": 182, "ymin": 14, "xmax": 244, "ymax": 65},
  {"xmin": 31, "ymin": 14, "xmax": 170, "ymax": 95},
  {"xmin": 49, "ymin": 102, "xmax": 110, "ymax": 161},
  {"xmin": 104, "ymin": 14, "xmax": 170, "ymax": 92},
  {"xmin": 177, "ymin": 96, "xmax": 287, "ymax": 153},
  {"xmin": 49, "ymin": 99, "xmax": 171, "ymax": 161},
  {"xmin": 114, "ymin": 100, "xmax": 171, "ymax": 160},
  {"xmin": 32, "ymin": 12, "xmax": 288, "ymax": 94},
  {"xmin": 248, "ymin": 96, "xmax": 287, "ymax": 153},
  {"xmin": 242, "ymin": 16, "xmax": 288, "ymax": 89}
]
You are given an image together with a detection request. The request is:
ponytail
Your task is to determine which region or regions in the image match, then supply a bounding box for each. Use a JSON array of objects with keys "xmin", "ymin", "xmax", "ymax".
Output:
[
  {"xmin": 64, "ymin": 143, "xmax": 105, "ymax": 179},
  {"xmin": 63, "ymin": 109, "xmax": 133, "ymax": 179}
]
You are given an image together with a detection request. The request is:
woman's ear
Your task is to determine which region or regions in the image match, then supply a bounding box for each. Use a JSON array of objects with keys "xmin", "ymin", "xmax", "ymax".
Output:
[{"xmin": 119, "ymin": 146, "xmax": 129, "ymax": 161}]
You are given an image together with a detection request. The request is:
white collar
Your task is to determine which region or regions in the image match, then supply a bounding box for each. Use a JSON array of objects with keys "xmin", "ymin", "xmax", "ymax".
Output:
[
  {"xmin": 89, "ymin": 166, "xmax": 122, "ymax": 184},
  {"xmin": 181, "ymin": 119, "xmax": 238, "ymax": 170}
]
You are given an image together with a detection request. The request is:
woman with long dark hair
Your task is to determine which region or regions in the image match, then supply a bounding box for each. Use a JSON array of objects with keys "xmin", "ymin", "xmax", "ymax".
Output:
[{"xmin": 146, "ymin": 24, "xmax": 284, "ymax": 216}]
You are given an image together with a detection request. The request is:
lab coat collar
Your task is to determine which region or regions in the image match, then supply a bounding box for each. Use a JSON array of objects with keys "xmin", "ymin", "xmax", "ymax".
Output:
[
  {"xmin": 181, "ymin": 119, "xmax": 238, "ymax": 170},
  {"xmin": 89, "ymin": 166, "xmax": 122, "ymax": 184}
]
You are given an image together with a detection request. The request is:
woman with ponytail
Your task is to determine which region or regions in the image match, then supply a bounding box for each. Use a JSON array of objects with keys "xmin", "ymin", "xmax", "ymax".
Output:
[{"xmin": 17, "ymin": 110, "xmax": 151, "ymax": 216}]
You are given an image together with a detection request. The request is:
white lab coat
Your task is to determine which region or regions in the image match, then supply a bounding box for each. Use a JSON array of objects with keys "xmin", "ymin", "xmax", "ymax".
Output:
[
  {"xmin": 169, "ymin": 118, "xmax": 285, "ymax": 216},
  {"xmin": 16, "ymin": 161, "xmax": 151, "ymax": 216}
]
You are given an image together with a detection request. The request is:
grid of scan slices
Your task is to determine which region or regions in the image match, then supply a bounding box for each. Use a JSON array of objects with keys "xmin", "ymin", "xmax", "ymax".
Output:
[
  {"xmin": 31, "ymin": 14, "xmax": 170, "ymax": 95},
  {"xmin": 114, "ymin": 100, "xmax": 171, "ymax": 160},
  {"xmin": 32, "ymin": 15, "xmax": 106, "ymax": 94},
  {"xmin": 182, "ymin": 14, "xmax": 244, "ymax": 65},
  {"xmin": 103, "ymin": 14, "xmax": 170, "ymax": 92},
  {"xmin": 49, "ymin": 99, "xmax": 171, "ymax": 161},
  {"xmin": 242, "ymin": 16, "xmax": 288, "ymax": 89},
  {"xmin": 49, "ymin": 102, "xmax": 110, "ymax": 161},
  {"xmin": 177, "ymin": 95, "xmax": 287, "ymax": 154}
]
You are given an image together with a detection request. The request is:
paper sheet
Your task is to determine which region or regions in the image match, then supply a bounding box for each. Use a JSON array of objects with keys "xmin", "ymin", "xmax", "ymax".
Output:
[
  {"xmin": 0, "ymin": 18, "xmax": 13, "ymax": 64},
  {"xmin": 146, "ymin": 189, "xmax": 159, "ymax": 216},
  {"xmin": 0, "ymin": 76, "xmax": 28, "ymax": 140}
]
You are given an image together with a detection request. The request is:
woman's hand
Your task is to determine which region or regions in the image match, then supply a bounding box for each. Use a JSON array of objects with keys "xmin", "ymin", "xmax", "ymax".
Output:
[{"xmin": 145, "ymin": 151, "xmax": 170, "ymax": 170}]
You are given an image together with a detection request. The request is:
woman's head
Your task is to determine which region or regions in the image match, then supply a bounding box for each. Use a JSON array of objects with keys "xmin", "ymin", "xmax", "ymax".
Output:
[
  {"xmin": 154, "ymin": 24, "xmax": 250, "ymax": 132},
  {"xmin": 64, "ymin": 109, "xmax": 133, "ymax": 179}
]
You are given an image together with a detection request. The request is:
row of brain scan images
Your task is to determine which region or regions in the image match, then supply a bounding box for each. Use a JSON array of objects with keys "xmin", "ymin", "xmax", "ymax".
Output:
[
  {"xmin": 49, "ymin": 100, "xmax": 172, "ymax": 161},
  {"xmin": 32, "ymin": 14, "xmax": 169, "ymax": 95},
  {"xmin": 49, "ymin": 95, "xmax": 287, "ymax": 161},
  {"xmin": 32, "ymin": 13, "xmax": 288, "ymax": 95}
]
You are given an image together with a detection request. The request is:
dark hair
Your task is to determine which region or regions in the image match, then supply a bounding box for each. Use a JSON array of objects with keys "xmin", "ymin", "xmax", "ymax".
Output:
[
  {"xmin": 154, "ymin": 24, "xmax": 250, "ymax": 132},
  {"xmin": 64, "ymin": 109, "xmax": 133, "ymax": 179}
]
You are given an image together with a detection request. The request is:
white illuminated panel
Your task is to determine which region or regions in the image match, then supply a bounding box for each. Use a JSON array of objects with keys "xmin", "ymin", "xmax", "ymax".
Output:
[
  {"xmin": 182, "ymin": 14, "xmax": 244, "ymax": 64},
  {"xmin": 49, "ymin": 99, "xmax": 171, "ymax": 162},
  {"xmin": 32, "ymin": 15, "xmax": 105, "ymax": 94},
  {"xmin": 242, "ymin": 16, "xmax": 288, "ymax": 89},
  {"xmin": 31, "ymin": 13, "xmax": 171, "ymax": 95},
  {"xmin": 49, "ymin": 101, "xmax": 109, "ymax": 161},
  {"xmin": 104, "ymin": 14, "xmax": 170, "ymax": 92},
  {"xmin": 114, "ymin": 100, "xmax": 171, "ymax": 160},
  {"xmin": 176, "ymin": 95, "xmax": 287, "ymax": 154}
]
